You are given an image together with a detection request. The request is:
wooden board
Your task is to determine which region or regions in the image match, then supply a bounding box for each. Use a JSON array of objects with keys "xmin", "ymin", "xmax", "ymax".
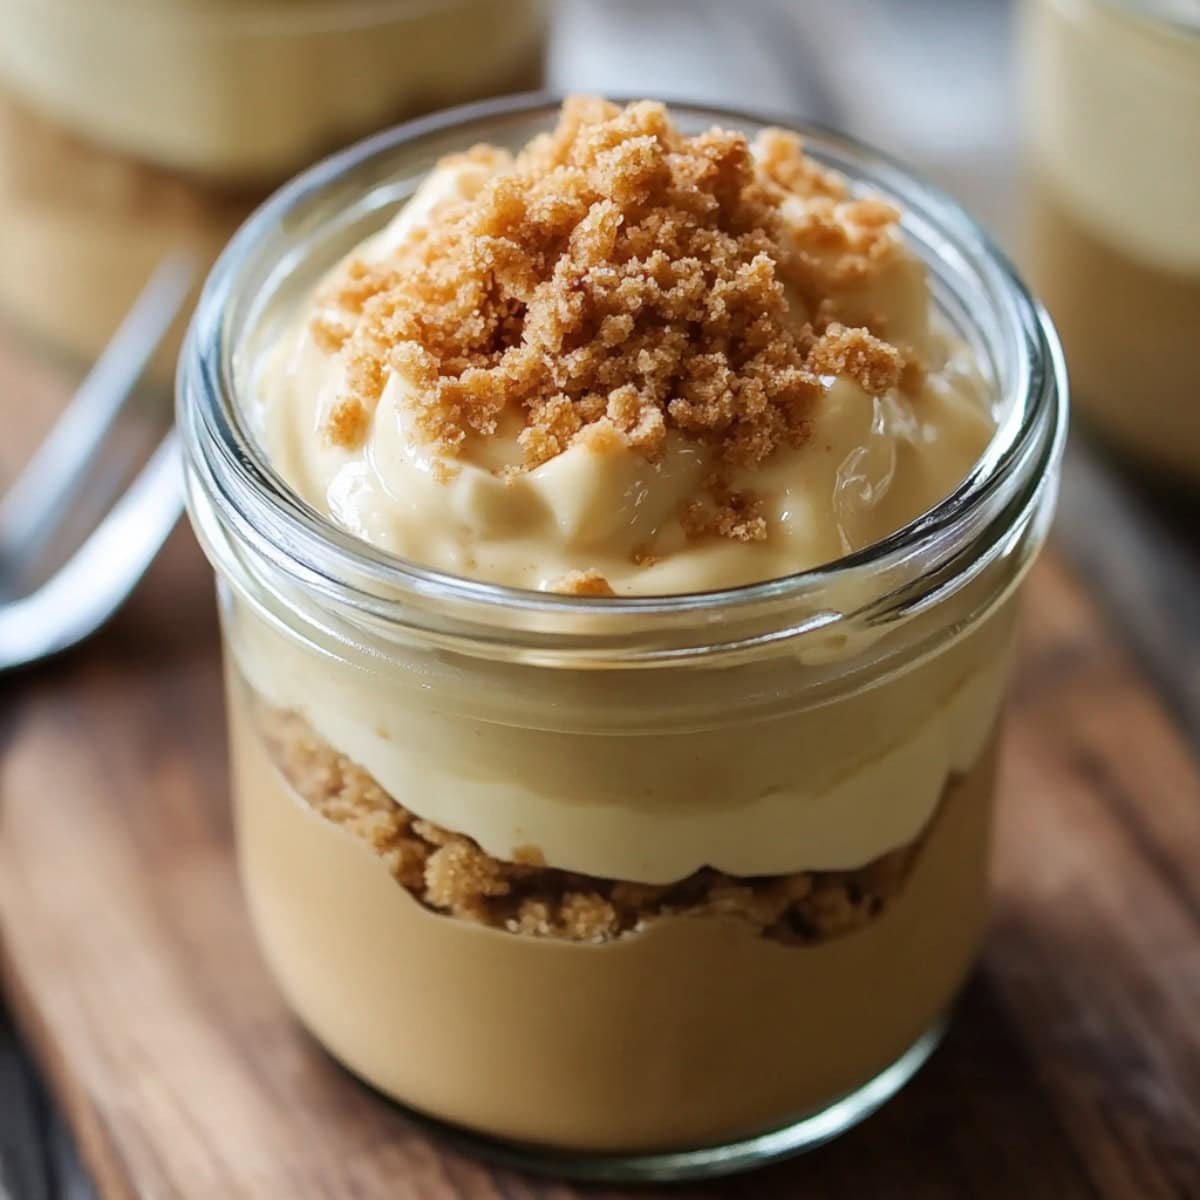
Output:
[
  {"xmin": 6, "ymin": 0, "xmax": 1200, "ymax": 1192},
  {"xmin": 3, "ymin": 507, "xmax": 1200, "ymax": 1199}
]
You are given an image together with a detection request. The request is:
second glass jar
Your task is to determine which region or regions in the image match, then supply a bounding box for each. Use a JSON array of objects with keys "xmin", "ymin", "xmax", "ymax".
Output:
[{"xmin": 0, "ymin": 0, "xmax": 547, "ymax": 366}]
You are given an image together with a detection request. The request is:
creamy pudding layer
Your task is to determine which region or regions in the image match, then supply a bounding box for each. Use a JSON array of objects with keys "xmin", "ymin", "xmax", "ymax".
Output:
[
  {"xmin": 1025, "ymin": 176, "xmax": 1200, "ymax": 474},
  {"xmin": 230, "ymin": 675, "xmax": 997, "ymax": 1149},
  {"xmin": 250, "ymin": 689, "xmax": 985, "ymax": 942},
  {"xmin": 227, "ymin": 593, "xmax": 1015, "ymax": 881}
]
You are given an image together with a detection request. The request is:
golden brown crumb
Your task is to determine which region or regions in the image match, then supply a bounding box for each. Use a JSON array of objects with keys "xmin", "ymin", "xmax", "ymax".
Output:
[
  {"xmin": 311, "ymin": 314, "xmax": 350, "ymax": 355},
  {"xmin": 323, "ymin": 397, "xmax": 371, "ymax": 448},
  {"xmin": 805, "ymin": 323, "xmax": 902, "ymax": 395},
  {"xmin": 680, "ymin": 477, "xmax": 768, "ymax": 543},
  {"xmin": 312, "ymin": 97, "xmax": 913, "ymax": 547},
  {"xmin": 258, "ymin": 700, "xmax": 952, "ymax": 945},
  {"xmin": 803, "ymin": 880, "xmax": 868, "ymax": 938},
  {"xmin": 754, "ymin": 129, "xmax": 847, "ymax": 201},
  {"xmin": 780, "ymin": 192, "xmax": 905, "ymax": 297},
  {"xmin": 510, "ymin": 898, "xmax": 557, "ymax": 938},
  {"xmin": 424, "ymin": 839, "xmax": 510, "ymax": 917},
  {"xmin": 559, "ymin": 893, "xmax": 622, "ymax": 942},
  {"xmin": 550, "ymin": 569, "xmax": 616, "ymax": 596}
]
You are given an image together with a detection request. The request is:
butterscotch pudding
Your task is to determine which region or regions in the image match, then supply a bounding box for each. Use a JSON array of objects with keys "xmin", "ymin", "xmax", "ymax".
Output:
[
  {"xmin": 1021, "ymin": 0, "xmax": 1200, "ymax": 478},
  {"xmin": 180, "ymin": 98, "xmax": 1067, "ymax": 1177},
  {"xmin": 0, "ymin": 0, "xmax": 547, "ymax": 362}
]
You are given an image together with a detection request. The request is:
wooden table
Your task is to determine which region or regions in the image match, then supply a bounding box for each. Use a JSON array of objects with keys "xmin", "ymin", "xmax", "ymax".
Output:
[
  {"xmin": 4, "ymin": 347, "xmax": 1200, "ymax": 1200},
  {"xmin": 5, "ymin": 323, "xmax": 1200, "ymax": 1184},
  {"xmin": 3, "ymin": 3, "xmax": 1200, "ymax": 1197}
]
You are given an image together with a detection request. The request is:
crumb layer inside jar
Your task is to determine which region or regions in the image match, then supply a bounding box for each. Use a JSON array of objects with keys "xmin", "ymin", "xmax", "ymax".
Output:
[
  {"xmin": 227, "ymin": 585, "xmax": 1015, "ymax": 884},
  {"xmin": 230, "ymin": 672, "xmax": 999, "ymax": 1151},
  {"xmin": 255, "ymin": 699, "xmax": 947, "ymax": 946}
]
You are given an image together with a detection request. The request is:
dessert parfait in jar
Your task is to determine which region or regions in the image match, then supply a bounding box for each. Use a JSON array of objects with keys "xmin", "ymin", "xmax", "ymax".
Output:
[{"xmin": 180, "ymin": 96, "xmax": 1067, "ymax": 1179}]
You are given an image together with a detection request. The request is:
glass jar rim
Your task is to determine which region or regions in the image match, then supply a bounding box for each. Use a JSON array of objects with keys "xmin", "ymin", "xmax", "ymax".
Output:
[{"xmin": 178, "ymin": 92, "xmax": 1067, "ymax": 662}]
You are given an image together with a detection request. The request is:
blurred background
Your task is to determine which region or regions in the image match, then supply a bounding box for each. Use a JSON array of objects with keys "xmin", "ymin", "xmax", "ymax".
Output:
[
  {"xmin": 552, "ymin": 0, "xmax": 1018, "ymax": 233},
  {"xmin": 2, "ymin": 0, "xmax": 1197, "ymax": 1196}
]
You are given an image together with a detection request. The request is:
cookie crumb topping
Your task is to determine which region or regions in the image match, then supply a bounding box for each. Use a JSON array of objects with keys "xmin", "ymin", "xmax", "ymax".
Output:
[{"xmin": 312, "ymin": 98, "xmax": 913, "ymax": 543}]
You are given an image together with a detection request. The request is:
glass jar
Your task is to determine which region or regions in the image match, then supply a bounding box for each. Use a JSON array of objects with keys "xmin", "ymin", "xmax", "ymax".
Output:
[
  {"xmin": 1020, "ymin": 0, "xmax": 1200, "ymax": 479},
  {"xmin": 0, "ymin": 0, "xmax": 547, "ymax": 367},
  {"xmin": 178, "ymin": 97, "xmax": 1067, "ymax": 1181}
]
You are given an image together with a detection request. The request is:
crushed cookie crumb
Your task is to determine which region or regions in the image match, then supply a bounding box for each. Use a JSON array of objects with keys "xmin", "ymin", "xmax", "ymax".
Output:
[
  {"xmin": 424, "ymin": 839, "xmax": 510, "ymax": 917},
  {"xmin": 550, "ymin": 569, "xmax": 616, "ymax": 596},
  {"xmin": 560, "ymin": 893, "xmax": 622, "ymax": 943},
  {"xmin": 754, "ymin": 129, "xmax": 848, "ymax": 201},
  {"xmin": 805, "ymin": 323, "xmax": 902, "ymax": 395},
  {"xmin": 258, "ymin": 701, "xmax": 955, "ymax": 945},
  {"xmin": 323, "ymin": 397, "xmax": 371, "ymax": 449},
  {"xmin": 311, "ymin": 97, "xmax": 914, "ymax": 546},
  {"xmin": 681, "ymin": 477, "xmax": 768, "ymax": 543}
]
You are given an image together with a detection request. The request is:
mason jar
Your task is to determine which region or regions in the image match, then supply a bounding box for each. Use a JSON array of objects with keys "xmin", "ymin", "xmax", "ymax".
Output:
[
  {"xmin": 0, "ymin": 0, "xmax": 547, "ymax": 366},
  {"xmin": 1021, "ymin": 0, "xmax": 1199, "ymax": 478},
  {"xmin": 178, "ymin": 96, "xmax": 1067, "ymax": 1181}
]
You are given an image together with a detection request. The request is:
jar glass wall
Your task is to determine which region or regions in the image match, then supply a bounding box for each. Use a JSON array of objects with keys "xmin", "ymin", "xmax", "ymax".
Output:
[
  {"xmin": 1020, "ymin": 0, "xmax": 1200, "ymax": 479},
  {"xmin": 179, "ymin": 97, "xmax": 1067, "ymax": 1180},
  {"xmin": 0, "ymin": 0, "xmax": 547, "ymax": 366}
]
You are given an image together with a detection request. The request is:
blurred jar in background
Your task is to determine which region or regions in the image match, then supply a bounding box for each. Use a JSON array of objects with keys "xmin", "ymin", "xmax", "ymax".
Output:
[
  {"xmin": 0, "ymin": 0, "xmax": 547, "ymax": 366},
  {"xmin": 1021, "ymin": 0, "xmax": 1200, "ymax": 479}
]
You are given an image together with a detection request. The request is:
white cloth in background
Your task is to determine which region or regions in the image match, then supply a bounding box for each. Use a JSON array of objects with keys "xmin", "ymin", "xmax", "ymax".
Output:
[{"xmin": 549, "ymin": 0, "xmax": 1018, "ymax": 239}]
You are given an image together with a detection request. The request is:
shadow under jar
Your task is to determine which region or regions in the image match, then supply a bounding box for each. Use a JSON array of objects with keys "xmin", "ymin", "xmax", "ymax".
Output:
[
  {"xmin": 1020, "ymin": 0, "xmax": 1200, "ymax": 480},
  {"xmin": 178, "ymin": 98, "xmax": 1067, "ymax": 1182},
  {"xmin": 0, "ymin": 0, "xmax": 547, "ymax": 366}
]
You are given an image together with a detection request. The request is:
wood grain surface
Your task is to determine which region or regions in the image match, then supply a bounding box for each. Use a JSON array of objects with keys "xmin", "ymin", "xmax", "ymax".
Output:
[
  {"xmin": 4, "ymin": 2, "xmax": 1200, "ymax": 1195},
  {"xmin": 2, "ymin": 327, "xmax": 1200, "ymax": 1198}
]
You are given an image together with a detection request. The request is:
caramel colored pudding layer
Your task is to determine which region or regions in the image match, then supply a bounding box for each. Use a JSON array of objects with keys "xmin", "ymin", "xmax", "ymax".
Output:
[
  {"xmin": 232, "ymin": 677, "xmax": 997, "ymax": 1152},
  {"xmin": 1025, "ymin": 174, "xmax": 1200, "ymax": 478},
  {"xmin": 258, "ymin": 702, "xmax": 930, "ymax": 946}
]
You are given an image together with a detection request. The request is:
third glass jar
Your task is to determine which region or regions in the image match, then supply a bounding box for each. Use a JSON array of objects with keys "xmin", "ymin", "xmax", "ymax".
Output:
[{"xmin": 1021, "ymin": 0, "xmax": 1200, "ymax": 479}]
